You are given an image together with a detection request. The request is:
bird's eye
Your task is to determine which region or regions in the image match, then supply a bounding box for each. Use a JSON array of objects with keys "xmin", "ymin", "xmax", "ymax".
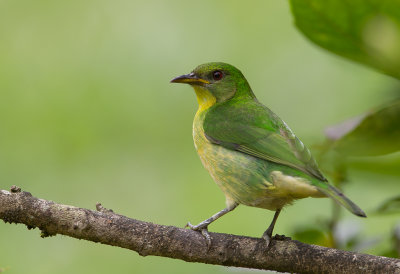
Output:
[{"xmin": 212, "ymin": 70, "xmax": 223, "ymax": 81}]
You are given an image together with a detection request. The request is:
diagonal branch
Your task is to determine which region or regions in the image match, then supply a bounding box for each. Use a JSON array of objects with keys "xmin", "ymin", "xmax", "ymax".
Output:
[{"xmin": 0, "ymin": 186, "xmax": 399, "ymax": 274}]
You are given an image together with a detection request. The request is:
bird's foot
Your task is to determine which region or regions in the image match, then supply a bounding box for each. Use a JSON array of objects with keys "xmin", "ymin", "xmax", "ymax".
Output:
[
  {"xmin": 262, "ymin": 225, "xmax": 274, "ymax": 247},
  {"xmin": 262, "ymin": 232, "xmax": 273, "ymax": 247},
  {"xmin": 185, "ymin": 222, "xmax": 212, "ymax": 249},
  {"xmin": 262, "ymin": 232, "xmax": 291, "ymax": 247}
]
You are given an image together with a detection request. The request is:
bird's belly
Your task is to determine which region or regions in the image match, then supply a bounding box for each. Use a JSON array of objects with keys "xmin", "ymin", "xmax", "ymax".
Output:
[
  {"xmin": 195, "ymin": 137, "xmax": 288, "ymax": 210},
  {"xmin": 193, "ymin": 116, "xmax": 323, "ymax": 211}
]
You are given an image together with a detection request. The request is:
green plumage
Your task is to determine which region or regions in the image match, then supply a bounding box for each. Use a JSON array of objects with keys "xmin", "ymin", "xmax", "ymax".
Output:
[
  {"xmin": 203, "ymin": 97, "xmax": 327, "ymax": 182},
  {"xmin": 171, "ymin": 62, "xmax": 366, "ymax": 245}
]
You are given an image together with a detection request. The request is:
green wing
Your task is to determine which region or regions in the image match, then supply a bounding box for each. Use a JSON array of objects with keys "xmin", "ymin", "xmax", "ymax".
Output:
[{"xmin": 203, "ymin": 98, "xmax": 327, "ymax": 182}]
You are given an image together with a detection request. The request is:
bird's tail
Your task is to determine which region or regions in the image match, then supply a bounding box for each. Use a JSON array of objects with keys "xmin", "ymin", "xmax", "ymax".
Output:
[{"xmin": 317, "ymin": 184, "xmax": 366, "ymax": 217}]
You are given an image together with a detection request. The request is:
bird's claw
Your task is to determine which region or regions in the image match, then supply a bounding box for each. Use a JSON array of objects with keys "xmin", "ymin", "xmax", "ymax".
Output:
[
  {"xmin": 262, "ymin": 233, "xmax": 290, "ymax": 247},
  {"xmin": 185, "ymin": 222, "xmax": 212, "ymax": 249},
  {"xmin": 262, "ymin": 233, "xmax": 272, "ymax": 247},
  {"xmin": 200, "ymin": 228, "xmax": 212, "ymax": 249},
  {"xmin": 185, "ymin": 222, "xmax": 198, "ymax": 230},
  {"xmin": 262, "ymin": 227, "xmax": 274, "ymax": 247}
]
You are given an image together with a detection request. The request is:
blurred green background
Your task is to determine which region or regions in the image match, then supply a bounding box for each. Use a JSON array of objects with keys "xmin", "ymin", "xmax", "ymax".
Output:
[{"xmin": 1, "ymin": 0, "xmax": 399, "ymax": 273}]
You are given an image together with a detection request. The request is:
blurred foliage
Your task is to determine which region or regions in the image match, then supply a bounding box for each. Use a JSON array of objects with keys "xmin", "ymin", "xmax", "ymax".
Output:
[
  {"xmin": 380, "ymin": 222, "xmax": 400, "ymax": 258},
  {"xmin": 290, "ymin": 0, "xmax": 400, "ymax": 79},
  {"xmin": 0, "ymin": 0, "xmax": 399, "ymax": 273},
  {"xmin": 293, "ymin": 225, "xmax": 333, "ymax": 247},
  {"xmin": 376, "ymin": 196, "xmax": 400, "ymax": 214},
  {"xmin": 326, "ymin": 100, "xmax": 400, "ymax": 157},
  {"xmin": 290, "ymin": 0, "xmax": 400, "ymax": 258}
]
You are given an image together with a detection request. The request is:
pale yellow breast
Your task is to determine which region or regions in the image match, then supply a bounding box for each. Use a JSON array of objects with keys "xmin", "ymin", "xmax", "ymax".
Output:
[
  {"xmin": 190, "ymin": 85, "xmax": 325, "ymax": 211},
  {"xmin": 192, "ymin": 85, "xmax": 217, "ymax": 152}
]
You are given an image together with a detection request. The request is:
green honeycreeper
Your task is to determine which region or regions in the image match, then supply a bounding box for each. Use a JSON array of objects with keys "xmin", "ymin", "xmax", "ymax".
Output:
[{"xmin": 171, "ymin": 62, "xmax": 366, "ymax": 246}]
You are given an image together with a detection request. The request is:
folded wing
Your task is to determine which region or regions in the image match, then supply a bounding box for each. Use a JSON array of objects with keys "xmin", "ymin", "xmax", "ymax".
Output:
[{"xmin": 203, "ymin": 99, "xmax": 327, "ymax": 182}]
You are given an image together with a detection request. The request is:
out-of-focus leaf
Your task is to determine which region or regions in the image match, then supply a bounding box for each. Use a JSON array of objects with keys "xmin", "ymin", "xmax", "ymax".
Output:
[
  {"xmin": 290, "ymin": 0, "xmax": 400, "ymax": 79},
  {"xmin": 380, "ymin": 222, "xmax": 400, "ymax": 258},
  {"xmin": 395, "ymin": 223, "xmax": 400, "ymax": 257},
  {"xmin": 293, "ymin": 227, "xmax": 332, "ymax": 247},
  {"xmin": 381, "ymin": 249, "xmax": 399, "ymax": 259},
  {"xmin": 375, "ymin": 195, "xmax": 400, "ymax": 214},
  {"xmin": 327, "ymin": 100, "xmax": 400, "ymax": 157},
  {"xmin": 325, "ymin": 115, "xmax": 367, "ymax": 141},
  {"xmin": 346, "ymin": 152, "xmax": 400, "ymax": 176}
]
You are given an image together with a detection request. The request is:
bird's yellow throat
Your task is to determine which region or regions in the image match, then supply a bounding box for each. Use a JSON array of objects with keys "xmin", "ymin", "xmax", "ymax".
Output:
[{"xmin": 193, "ymin": 85, "xmax": 217, "ymax": 113}]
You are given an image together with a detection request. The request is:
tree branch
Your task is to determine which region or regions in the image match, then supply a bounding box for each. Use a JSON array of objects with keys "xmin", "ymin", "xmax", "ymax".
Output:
[{"xmin": 1, "ymin": 187, "xmax": 399, "ymax": 274}]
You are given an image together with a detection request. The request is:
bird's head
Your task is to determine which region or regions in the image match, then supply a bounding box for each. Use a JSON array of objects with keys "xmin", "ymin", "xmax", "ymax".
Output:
[{"xmin": 171, "ymin": 62, "xmax": 254, "ymax": 109}]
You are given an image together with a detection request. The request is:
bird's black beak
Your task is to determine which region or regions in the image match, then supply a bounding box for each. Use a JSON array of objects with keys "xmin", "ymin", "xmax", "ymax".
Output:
[{"xmin": 170, "ymin": 73, "xmax": 210, "ymax": 85}]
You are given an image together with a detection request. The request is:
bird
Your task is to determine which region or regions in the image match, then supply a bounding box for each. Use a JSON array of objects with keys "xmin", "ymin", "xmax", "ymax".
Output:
[{"xmin": 171, "ymin": 62, "xmax": 366, "ymax": 247}]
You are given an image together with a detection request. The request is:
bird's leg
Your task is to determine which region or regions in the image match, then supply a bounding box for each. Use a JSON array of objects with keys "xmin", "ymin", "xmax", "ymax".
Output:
[
  {"xmin": 262, "ymin": 208, "xmax": 281, "ymax": 246},
  {"xmin": 186, "ymin": 202, "xmax": 238, "ymax": 248}
]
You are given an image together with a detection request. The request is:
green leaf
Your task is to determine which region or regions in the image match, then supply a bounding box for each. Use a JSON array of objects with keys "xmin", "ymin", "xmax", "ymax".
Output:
[
  {"xmin": 293, "ymin": 227, "xmax": 332, "ymax": 246},
  {"xmin": 375, "ymin": 195, "xmax": 400, "ymax": 214},
  {"xmin": 380, "ymin": 222, "xmax": 400, "ymax": 258},
  {"xmin": 290, "ymin": 0, "xmax": 400, "ymax": 79},
  {"xmin": 327, "ymin": 99, "xmax": 400, "ymax": 157},
  {"xmin": 345, "ymin": 152, "xmax": 400, "ymax": 176}
]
